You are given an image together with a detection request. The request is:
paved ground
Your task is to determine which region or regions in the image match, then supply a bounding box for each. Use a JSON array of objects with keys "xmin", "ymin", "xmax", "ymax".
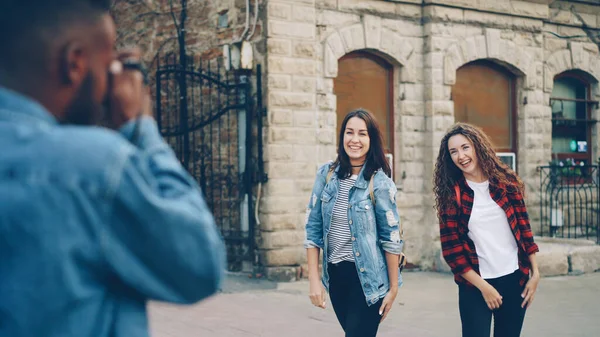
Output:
[{"xmin": 149, "ymin": 271, "xmax": 600, "ymax": 337}]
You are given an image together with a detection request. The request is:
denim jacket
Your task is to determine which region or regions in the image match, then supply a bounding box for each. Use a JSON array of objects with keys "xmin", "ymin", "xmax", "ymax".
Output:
[
  {"xmin": 0, "ymin": 86, "xmax": 226, "ymax": 337},
  {"xmin": 304, "ymin": 162, "xmax": 404, "ymax": 306}
]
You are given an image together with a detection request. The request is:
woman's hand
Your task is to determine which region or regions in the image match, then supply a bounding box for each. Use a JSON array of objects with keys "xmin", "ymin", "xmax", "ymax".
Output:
[
  {"xmin": 480, "ymin": 282, "xmax": 503, "ymax": 310},
  {"xmin": 379, "ymin": 288, "xmax": 398, "ymax": 322},
  {"xmin": 521, "ymin": 272, "xmax": 540, "ymax": 308},
  {"xmin": 308, "ymin": 277, "xmax": 327, "ymax": 309}
]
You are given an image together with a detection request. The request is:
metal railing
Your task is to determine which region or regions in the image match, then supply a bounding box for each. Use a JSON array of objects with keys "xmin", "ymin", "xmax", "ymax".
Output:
[{"xmin": 538, "ymin": 165, "xmax": 599, "ymax": 243}]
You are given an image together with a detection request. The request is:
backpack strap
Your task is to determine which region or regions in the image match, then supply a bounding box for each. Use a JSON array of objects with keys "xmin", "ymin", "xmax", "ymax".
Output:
[
  {"xmin": 368, "ymin": 174, "xmax": 375, "ymax": 207},
  {"xmin": 326, "ymin": 168, "xmax": 333, "ymax": 184},
  {"xmin": 454, "ymin": 184, "xmax": 461, "ymax": 208}
]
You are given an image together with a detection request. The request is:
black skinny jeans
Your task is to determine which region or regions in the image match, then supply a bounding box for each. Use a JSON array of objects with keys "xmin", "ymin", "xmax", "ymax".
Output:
[
  {"xmin": 328, "ymin": 261, "xmax": 383, "ymax": 337},
  {"xmin": 459, "ymin": 270, "xmax": 527, "ymax": 337}
]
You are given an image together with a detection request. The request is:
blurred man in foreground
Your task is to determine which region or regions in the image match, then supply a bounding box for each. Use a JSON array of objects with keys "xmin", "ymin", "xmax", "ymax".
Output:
[{"xmin": 0, "ymin": 1, "xmax": 226, "ymax": 336}]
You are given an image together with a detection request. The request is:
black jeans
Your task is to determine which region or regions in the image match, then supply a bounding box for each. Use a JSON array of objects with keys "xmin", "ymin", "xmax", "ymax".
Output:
[
  {"xmin": 459, "ymin": 270, "xmax": 527, "ymax": 337},
  {"xmin": 328, "ymin": 261, "xmax": 383, "ymax": 337}
]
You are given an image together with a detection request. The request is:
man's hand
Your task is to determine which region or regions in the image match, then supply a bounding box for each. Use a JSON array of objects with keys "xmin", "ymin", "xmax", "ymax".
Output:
[{"xmin": 106, "ymin": 48, "xmax": 151, "ymax": 129}]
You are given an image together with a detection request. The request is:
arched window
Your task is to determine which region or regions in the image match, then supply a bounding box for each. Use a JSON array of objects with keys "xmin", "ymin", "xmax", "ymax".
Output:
[
  {"xmin": 551, "ymin": 71, "xmax": 595, "ymax": 165},
  {"xmin": 334, "ymin": 52, "xmax": 394, "ymax": 154},
  {"xmin": 453, "ymin": 60, "xmax": 517, "ymax": 169}
]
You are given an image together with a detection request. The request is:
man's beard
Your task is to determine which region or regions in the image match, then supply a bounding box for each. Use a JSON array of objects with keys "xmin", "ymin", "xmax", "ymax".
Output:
[{"xmin": 62, "ymin": 73, "xmax": 105, "ymax": 126}]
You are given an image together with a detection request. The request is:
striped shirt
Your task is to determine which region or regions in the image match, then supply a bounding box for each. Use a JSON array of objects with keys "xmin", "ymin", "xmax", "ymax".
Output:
[{"xmin": 328, "ymin": 175, "xmax": 357, "ymax": 264}]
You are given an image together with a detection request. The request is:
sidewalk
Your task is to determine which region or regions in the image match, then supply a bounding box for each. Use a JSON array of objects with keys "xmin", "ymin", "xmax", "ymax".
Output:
[{"xmin": 149, "ymin": 271, "xmax": 600, "ymax": 337}]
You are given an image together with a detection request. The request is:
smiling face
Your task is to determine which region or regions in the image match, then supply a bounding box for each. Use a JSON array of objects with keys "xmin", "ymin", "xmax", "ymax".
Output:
[
  {"xmin": 448, "ymin": 134, "xmax": 483, "ymax": 181},
  {"xmin": 343, "ymin": 116, "xmax": 370, "ymax": 165}
]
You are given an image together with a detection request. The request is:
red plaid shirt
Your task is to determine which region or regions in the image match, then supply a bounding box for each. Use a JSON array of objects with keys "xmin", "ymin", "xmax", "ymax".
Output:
[{"xmin": 439, "ymin": 178, "xmax": 539, "ymax": 287}]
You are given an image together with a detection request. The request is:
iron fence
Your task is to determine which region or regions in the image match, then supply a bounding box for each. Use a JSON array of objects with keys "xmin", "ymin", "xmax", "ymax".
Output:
[
  {"xmin": 155, "ymin": 53, "xmax": 264, "ymax": 271},
  {"xmin": 538, "ymin": 165, "xmax": 600, "ymax": 243}
]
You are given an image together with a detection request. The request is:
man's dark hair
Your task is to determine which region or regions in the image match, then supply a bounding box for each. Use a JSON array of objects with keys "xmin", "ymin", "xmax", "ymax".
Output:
[{"xmin": 0, "ymin": 0, "xmax": 112, "ymax": 80}]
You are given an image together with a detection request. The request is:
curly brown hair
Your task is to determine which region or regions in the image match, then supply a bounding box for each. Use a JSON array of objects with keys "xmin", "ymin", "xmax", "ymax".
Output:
[{"xmin": 433, "ymin": 123, "xmax": 524, "ymax": 219}]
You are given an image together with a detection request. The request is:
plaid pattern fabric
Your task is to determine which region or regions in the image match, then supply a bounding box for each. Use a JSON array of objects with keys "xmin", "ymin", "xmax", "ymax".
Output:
[{"xmin": 439, "ymin": 178, "xmax": 539, "ymax": 287}]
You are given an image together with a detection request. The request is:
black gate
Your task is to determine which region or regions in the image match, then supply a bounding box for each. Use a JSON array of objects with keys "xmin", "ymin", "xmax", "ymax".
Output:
[
  {"xmin": 539, "ymin": 165, "xmax": 600, "ymax": 243},
  {"xmin": 155, "ymin": 55, "xmax": 264, "ymax": 271},
  {"xmin": 151, "ymin": 0, "xmax": 265, "ymax": 272}
]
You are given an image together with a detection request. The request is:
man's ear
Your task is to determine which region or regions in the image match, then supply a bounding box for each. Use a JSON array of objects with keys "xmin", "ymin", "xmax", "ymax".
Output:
[{"xmin": 58, "ymin": 41, "xmax": 89, "ymax": 86}]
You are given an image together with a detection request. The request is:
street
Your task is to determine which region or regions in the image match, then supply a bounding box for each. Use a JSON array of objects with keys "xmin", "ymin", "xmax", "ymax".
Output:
[{"xmin": 149, "ymin": 271, "xmax": 600, "ymax": 337}]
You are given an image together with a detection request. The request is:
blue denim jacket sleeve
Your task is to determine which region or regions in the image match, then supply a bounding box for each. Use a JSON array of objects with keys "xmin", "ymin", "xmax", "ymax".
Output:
[
  {"xmin": 100, "ymin": 117, "xmax": 226, "ymax": 304},
  {"xmin": 373, "ymin": 172, "xmax": 403, "ymax": 255},
  {"xmin": 303, "ymin": 163, "xmax": 331, "ymax": 249}
]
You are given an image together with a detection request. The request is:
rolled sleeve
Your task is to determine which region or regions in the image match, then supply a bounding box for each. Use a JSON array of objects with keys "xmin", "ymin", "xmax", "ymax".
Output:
[
  {"xmin": 526, "ymin": 242, "xmax": 540, "ymax": 255},
  {"xmin": 303, "ymin": 239, "xmax": 323, "ymax": 250},
  {"xmin": 374, "ymin": 174, "xmax": 403, "ymax": 255},
  {"xmin": 510, "ymin": 191, "xmax": 540, "ymax": 256},
  {"xmin": 304, "ymin": 163, "xmax": 330, "ymax": 250}
]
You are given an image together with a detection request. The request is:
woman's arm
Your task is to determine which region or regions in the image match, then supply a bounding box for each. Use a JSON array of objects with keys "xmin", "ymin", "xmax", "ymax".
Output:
[
  {"xmin": 372, "ymin": 175, "xmax": 402, "ymax": 321},
  {"xmin": 511, "ymin": 190, "xmax": 540, "ymax": 255},
  {"xmin": 379, "ymin": 251, "xmax": 400, "ymax": 322},
  {"xmin": 528, "ymin": 252, "xmax": 540, "ymax": 276},
  {"xmin": 439, "ymin": 210, "xmax": 472, "ymax": 275},
  {"xmin": 304, "ymin": 164, "xmax": 330, "ymax": 250},
  {"xmin": 373, "ymin": 176, "xmax": 403, "ymax": 255},
  {"xmin": 521, "ymin": 253, "xmax": 540, "ymax": 308},
  {"xmin": 385, "ymin": 252, "xmax": 400, "ymax": 291},
  {"xmin": 304, "ymin": 163, "xmax": 331, "ymax": 309},
  {"xmin": 461, "ymin": 270, "xmax": 503, "ymax": 310},
  {"xmin": 307, "ymin": 247, "xmax": 326, "ymax": 308}
]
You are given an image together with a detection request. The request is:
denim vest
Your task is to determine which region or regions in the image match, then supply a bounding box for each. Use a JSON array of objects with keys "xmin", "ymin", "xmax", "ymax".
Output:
[
  {"xmin": 0, "ymin": 86, "xmax": 226, "ymax": 337},
  {"xmin": 304, "ymin": 162, "xmax": 404, "ymax": 306}
]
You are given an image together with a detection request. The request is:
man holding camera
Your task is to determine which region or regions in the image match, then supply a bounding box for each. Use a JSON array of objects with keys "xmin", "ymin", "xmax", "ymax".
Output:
[{"xmin": 0, "ymin": 1, "xmax": 226, "ymax": 336}]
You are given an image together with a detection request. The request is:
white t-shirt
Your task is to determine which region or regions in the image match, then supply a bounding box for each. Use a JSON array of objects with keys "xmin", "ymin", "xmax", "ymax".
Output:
[{"xmin": 466, "ymin": 180, "xmax": 519, "ymax": 279}]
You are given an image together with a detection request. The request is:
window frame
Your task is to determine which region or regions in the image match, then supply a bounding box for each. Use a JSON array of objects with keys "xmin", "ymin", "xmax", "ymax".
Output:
[{"xmin": 550, "ymin": 72, "xmax": 598, "ymax": 165}]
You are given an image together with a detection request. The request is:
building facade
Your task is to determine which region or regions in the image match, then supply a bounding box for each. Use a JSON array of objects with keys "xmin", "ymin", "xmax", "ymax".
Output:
[{"xmin": 112, "ymin": 0, "xmax": 600, "ymax": 280}]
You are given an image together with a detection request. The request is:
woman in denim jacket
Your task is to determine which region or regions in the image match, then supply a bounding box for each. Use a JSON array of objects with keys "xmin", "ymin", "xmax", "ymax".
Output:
[{"xmin": 304, "ymin": 109, "xmax": 404, "ymax": 337}]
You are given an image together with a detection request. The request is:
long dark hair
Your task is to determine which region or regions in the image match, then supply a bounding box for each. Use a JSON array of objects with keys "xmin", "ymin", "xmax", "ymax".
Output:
[
  {"xmin": 332, "ymin": 108, "xmax": 391, "ymax": 180},
  {"xmin": 433, "ymin": 123, "xmax": 524, "ymax": 218}
]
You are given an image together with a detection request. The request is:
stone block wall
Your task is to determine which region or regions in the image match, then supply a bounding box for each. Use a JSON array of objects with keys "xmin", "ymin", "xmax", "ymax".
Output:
[{"xmin": 260, "ymin": 0, "xmax": 321, "ymax": 279}]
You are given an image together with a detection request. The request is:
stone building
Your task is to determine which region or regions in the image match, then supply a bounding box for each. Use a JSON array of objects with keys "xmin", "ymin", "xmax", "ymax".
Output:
[{"xmin": 112, "ymin": 0, "xmax": 600, "ymax": 280}]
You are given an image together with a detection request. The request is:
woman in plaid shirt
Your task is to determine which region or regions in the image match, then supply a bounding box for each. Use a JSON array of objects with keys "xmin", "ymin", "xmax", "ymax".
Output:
[{"xmin": 434, "ymin": 123, "xmax": 540, "ymax": 337}]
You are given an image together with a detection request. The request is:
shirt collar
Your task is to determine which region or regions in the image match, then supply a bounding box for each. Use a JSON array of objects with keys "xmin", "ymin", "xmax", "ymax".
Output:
[{"xmin": 0, "ymin": 86, "xmax": 58, "ymax": 126}]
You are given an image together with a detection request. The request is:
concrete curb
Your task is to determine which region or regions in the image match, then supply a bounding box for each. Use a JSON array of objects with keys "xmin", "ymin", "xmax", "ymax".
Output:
[
  {"xmin": 432, "ymin": 237, "xmax": 600, "ymax": 278},
  {"xmin": 537, "ymin": 238, "xmax": 600, "ymax": 277}
]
